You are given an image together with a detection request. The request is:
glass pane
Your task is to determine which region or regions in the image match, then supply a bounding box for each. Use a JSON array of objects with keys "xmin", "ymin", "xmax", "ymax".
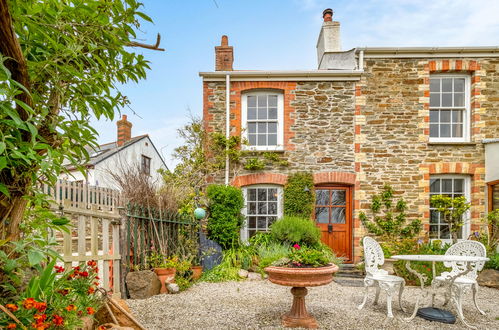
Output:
[
  {"xmin": 248, "ymin": 230, "xmax": 257, "ymax": 238},
  {"xmin": 430, "ymin": 79, "xmax": 440, "ymax": 92},
  {"xmin": 430, "ymin": 124, "xmax": 439, "ymax": 137},
  {"xmin": 257, "ymin": 217, "xmax": 267, "ymax": 229},
  {"xmin": 268, "ymin": 107, "xmax": 277, "ymax": 119},
  {"xmin": 248, "ymin": 202, "xmax": 256, "ymax": 215},
  {"xmin": 268, "ymin": 188, "xmax": 277, "ymax": 201},
  {"xmin": 248, "ymin": 189, "xmax": 257, "ymax": 201},
  {"xmin": 454, "ymin": 179, "xmax": 464, "ymax": 193},
  {"xmin": 258, "ymin": 202, "xmax": 267, "ymax": 214},
  {"xmin": 440, "ymin": 225, "xmax": 450, "ymax": 239},
  {"xmin": 442, "ymin": 94, "xmax": 452, "ymax": 107},
  {"xmin": 248, "ymin": 217, "xmax": 256, "ymax": 228},
  {"xmin": 268, "ymin": 95, "xmax": 277, "ymax": 107},
  {"xmin": 331, "ymin": 207, "xmax": 346, "ymax": 224},
  {"xmin": 248, "ymin": 108, "xmax": 257, "ymax": 120},
  {"xmin": 440, "ymin": 124, "xmax": 451, "ymax": 137},
  {"xmin": 268, "ymin": 217, "xmax": 277, "ymax": 226},
  {"xmin": 316, "ymin": 190, "xmax": 330, "ymax": 205},
  {"xmin": 248, "ymin": 123, "xmax": 256, "ymax": 133},
  {"xmin": 315, "ymin": 207, "xmax": 329, "ymax": 223},
  {"xmin": 430, "ymin": 93, "xmax": 440, "ymax": 107},
  {"xmin": 442, "ymin": 78, "xmax": 452, "ymax": 92},
  {"xmin": 257, "ymin": 122, "xmax": 267, "ymax": 133},
  {"xmin": 248, "ymin": 134, "xmax": 256, "ymax": 146},
  {"xmin": 258, "ymin": 95, "xmax": 267, "ymax": 107},
  {"xmin": 452, "ymin": 110, "xmax": 463, "ymax": 122},
  {"xmin": 257, "ymin": 134, "xmax": 266, "ymax": 146},
  {"xmin": 442, "ymin": 179, "xmax": 453, "ymax": 193},
  {"xmin": 430, "ymin": 179, "xmax": 440, "ymax": 193},
  {"xmin": 430, "ymin": 210, "xmax": 439, "ymax": 224},
  {"xmin": 257, "ymin": 189, "xmax": 267, "ymax": 201},
  {"xmin": 429, "ymin": 225, "xmax": 439, "ymax": 238},
  {"xmin": 268, "ymin": 122, "xmax": 277, "ymax": 133},
  {"xmin": 440, "ymin": 110, "xmax": 451, "ymax": 122},
  {"xmin": 268, "ymin": 134, "xmax": 277, "ymax": 146},
  {"xmin": 454, "ymin": 93, "xmax": 464, "ymax": 107},
  {"xmin": 454, "ymin": 78, "xmax": 465, "ymax": 92},
  {"xmin": 247, "ymin": 96, "xmax": 256, "ymax": 107},
  {"xmin": 258, "ymin": 108, "xmax": 267, "ymax": 120},
  {"xmin": 452, "ymin": 124, "xmax": 463, "ymax": 137},
  {"xmin": 268, "ymin": 202, "xmax": 277, "ymax": 215},
  {"xmin": 430, "ymin": 110, "xmax": 439, "ymax": 123},
  {"xmin": 331, "ymin": 190, "xmax": 346, "ymax": 205}
]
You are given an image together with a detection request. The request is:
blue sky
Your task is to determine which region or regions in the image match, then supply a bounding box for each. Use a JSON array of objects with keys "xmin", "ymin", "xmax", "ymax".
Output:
[{"xmin": 91, "ymin": 0, "xmax": 499, "ymax": 168}]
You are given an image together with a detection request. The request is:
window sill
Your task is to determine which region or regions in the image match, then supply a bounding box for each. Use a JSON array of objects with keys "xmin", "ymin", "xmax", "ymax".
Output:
[
  {"xmin": 428, "ymin": 142, "xmax": 477, "ymax": 146},
  {"xmin": 242, "ymin": 146, "xmax": 285, "ymax": 152}
]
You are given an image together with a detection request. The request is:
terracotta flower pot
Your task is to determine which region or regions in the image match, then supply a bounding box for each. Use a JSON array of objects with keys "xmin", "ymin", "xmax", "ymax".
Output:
[
  {"xmin": 154, "ymin": 268, "xmax": 176, "ymax": 293},
  {"xmin": 191, "ymin": 265, "xmax": 203, "ymax": 280},
  {"xmin": 265, "ymin": 264, "xmax": 339, "ymax": 329}
]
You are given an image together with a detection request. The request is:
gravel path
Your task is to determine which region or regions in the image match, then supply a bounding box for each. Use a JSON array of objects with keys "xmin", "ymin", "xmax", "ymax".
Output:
[{"xmin": 127, "ymin": 278, "xmax": 499, "ymax": 329}]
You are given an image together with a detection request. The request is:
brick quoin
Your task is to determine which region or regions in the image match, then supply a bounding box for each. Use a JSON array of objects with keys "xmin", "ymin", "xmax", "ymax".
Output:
[{"xmin": 232, "ymin": 173, "xmax": 288, "ymax": 187}]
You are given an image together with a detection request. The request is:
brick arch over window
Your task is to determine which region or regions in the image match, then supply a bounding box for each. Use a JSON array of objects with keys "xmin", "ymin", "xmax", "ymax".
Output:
[
  {"xmin": 232, "ymin": 173, "xmax": 288, "ymax": 187},
  {"xmin": 313, "ymin": 172, "xmax": 356, "ymax": 185}
]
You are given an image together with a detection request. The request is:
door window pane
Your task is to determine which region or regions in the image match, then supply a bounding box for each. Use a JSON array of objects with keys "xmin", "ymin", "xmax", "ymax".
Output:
[
  {"xmin": 315, "ymin": 207, "xmax": 329, "ymax": 223},
  {"xmin": 331, "ymin": 190, "xmax": 346, "ymax": 206},
  {"xmin": 316, "ymin": 190, "xmax": 330, "ymax": 205},
  {"xmin": 331, "ymin": 207, "xmax": 346, "ymax": 224}
]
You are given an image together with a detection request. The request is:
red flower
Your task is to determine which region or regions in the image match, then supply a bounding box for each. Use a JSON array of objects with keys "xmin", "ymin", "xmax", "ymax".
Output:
[
  {"xmin": 31, "ymin": 322, "xmax": 49, "ymax": 330},
  {"xmin": 88, "ymin": 287, "xmax": 95, "ymax": 294},
  {"xmin": 58, "ymin": 289, "xmax": 69, "ymax": 296},
  {"xmin": 5, "ymin": 304, "xmax": 18, "ymax": 312},
  {"xmin": 95, "ymin": 276, "xmax": 100, "ymax": 280},
  {"xmin": 87, "ymin": 260, "xmax": 97, "ymax": 268},
  {"xmin": 54, "ymin": 265, "xmax": 65, "ymax": 273},
  {"xmin": 86, "ymin": 307, "xmax": 95, "ymax": 315},
  {"xmin": 22, "ymin": 298, "xmax": 36, "ymax": 309},
  {"xmin": 35, "ymin": 302, "xmax": 47, "ymax": 313},
  {"xmin": 73, "ymin": 266, "xmax": 80, "ymax": 271},
  {"xmin": 80, "ymin": 271, "xmax": 89, "ymax": 277},
  {"xmin": 93, "ymin": 281, "xmax": 100, "ymax": 286},
  {"xmin": 6, "ymin": 324, "xmax": 16, "ymax": 329},
  {"xmin": 65, "ymin": 304, "xmax": 76, "ymax": 312},
  {"xmin": 52, "ymin": 315, "xmax": 64, "ymax": 326},
  {"xmin": 293, "ymin": 244, "xmax": 301, "ymax": 250},
  {"xmin": 34, "ymin": 314, "xmax": 47, "ymax": 323}
]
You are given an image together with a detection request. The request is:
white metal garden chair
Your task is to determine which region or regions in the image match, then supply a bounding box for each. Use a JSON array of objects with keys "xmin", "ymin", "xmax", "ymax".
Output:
[
  {"xmin": 357, "ymin": 236, "xmax": 406, "ymax": 318},
  {"xmin": 431, "ymin": 240, "xmax": 487, "ymax": 319}
]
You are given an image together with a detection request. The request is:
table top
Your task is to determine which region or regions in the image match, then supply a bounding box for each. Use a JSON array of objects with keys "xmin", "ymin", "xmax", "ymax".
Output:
[{"xmin": 391, "ymin": 254, "xmax": 489, "ymax": 262}]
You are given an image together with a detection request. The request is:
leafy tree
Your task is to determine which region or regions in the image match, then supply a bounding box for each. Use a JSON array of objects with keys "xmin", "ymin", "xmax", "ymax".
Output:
[
  {"xmin": 0, "ymin": 0, "xmax": 162, "ymax": 239},
  {"xmin": 430, "ymin": 194, "xmax": 471, "ymax": 244}
]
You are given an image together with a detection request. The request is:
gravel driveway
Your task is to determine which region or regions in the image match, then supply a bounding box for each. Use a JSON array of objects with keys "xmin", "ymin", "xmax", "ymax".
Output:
[{"xmin": 127, "ymin": 279, "xmax": 499, "ymax": 329}]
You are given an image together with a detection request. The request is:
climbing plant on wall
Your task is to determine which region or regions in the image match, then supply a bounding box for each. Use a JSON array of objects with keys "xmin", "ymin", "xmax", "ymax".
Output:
[{"xmin": 283, "ymin": 172, "xmax": 315, "ymax": 218}]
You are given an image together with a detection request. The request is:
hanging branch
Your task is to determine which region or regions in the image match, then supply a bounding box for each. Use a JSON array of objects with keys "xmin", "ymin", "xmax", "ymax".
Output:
[{"xmin": 128, "ymin": 33, "xmax": 165, "ymax": 51}]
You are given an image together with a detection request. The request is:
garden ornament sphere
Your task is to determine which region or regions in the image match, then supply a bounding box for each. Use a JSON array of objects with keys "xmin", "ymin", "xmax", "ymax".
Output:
[{"xmin": 194, "ymin": 207, "xmax": 206, "ymax": 219}]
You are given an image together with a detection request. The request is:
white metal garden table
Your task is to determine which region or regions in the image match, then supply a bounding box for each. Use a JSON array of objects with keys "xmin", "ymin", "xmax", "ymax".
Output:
[{"xmin": 391, "ymin": 254, "xmax": 489, "ymax": 329}]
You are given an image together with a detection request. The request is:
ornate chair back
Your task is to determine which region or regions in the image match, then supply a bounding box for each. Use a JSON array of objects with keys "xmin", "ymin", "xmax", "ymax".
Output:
[
  {"xmin": 444, "ymin": 240, "xmax": 486, "ymax": 280},
  {"xmin": 362, "ymin": 236, "xmax": 386, "ymax": 277}
]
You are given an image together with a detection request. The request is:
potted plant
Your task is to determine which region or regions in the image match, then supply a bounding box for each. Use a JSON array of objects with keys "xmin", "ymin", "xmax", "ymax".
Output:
[
  {"xmin": 359, "ymin": 185, "xmax": 422, "ymax": 273},
  {"xmin": 148, "ymin": 252, "xmax": 178, "ymax": 293},
  {"xmin": 263, "ymin": 216, "xmax": 340, "ymax": 329}
]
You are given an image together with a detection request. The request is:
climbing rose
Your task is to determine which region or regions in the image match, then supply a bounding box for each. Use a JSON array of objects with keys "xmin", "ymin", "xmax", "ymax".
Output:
[{"xmin": 293, "ymin": 244, "xmax": 300, "ymax": 250}]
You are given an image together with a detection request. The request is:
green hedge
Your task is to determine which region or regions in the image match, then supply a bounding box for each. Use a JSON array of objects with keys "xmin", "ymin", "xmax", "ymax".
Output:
[{"xmin": 283, "ymin": 172, "xmax": 315, "ymax": 218}]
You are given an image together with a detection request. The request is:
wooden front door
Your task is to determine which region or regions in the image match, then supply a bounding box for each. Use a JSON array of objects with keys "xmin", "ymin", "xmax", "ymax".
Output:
[{"xmin": 314, "ymin": 186, "xmax": 353, "ymax": 263}]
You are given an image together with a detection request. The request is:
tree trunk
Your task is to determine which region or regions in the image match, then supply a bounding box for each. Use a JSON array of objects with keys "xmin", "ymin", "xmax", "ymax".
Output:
[{"xmin": 0, "ymin": 194, "xmax": 28, "ymax": 240}]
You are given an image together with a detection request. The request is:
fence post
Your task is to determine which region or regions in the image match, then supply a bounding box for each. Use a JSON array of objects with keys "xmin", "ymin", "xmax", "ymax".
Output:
[{"xmin": 118, "ymin": 206, "xmax": 129, "ymax": 299}]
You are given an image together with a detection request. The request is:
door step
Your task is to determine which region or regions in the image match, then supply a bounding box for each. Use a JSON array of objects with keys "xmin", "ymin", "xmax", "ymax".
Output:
[{"xmin": 336, "ymin": 264, "xmax": 364, "ymax": 278}]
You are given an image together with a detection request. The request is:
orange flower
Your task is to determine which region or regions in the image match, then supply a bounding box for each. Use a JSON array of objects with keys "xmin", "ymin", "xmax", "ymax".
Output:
[
  {"xmin": 97, "ymin": 326, "xmax": 106, "ymax": 330},
  {"xmin": 22, "ymin": 298, "xmax": 36, "ymax": 309},
  {"xmin": 87, "ymin": 260, "xmax": 97, "ymax": 267},
  {"xmin": 33, "ymin": 313, "xmax": 47, "ymax": 323},
  {"xmin": 5, "ymin": 304, "xmax": 18, "ymax": 312},
  {"xmin": 52, "ymin": 314, "xmax": 64, "ymax": 326},
  {"xmin": 88, "ymin": 287, "xmax": 95, "ymax": 294},
  {"xmin": 35, "ymin": 302, "xmax": 47, "ymax": 312},
  {"xmin": 86, "ymin": 307, "xmax": 95, "ymax": 315},
  {"xmin": 65, "ymin": 304, "xmax": 76, "ymax": 312},
  {"xmin": 6, "ymin": 324, "xmax": 16, "ymax": 329},
  {"xmin": 31, "ymin": 322, "xmax": 49, "ymax": 330}
]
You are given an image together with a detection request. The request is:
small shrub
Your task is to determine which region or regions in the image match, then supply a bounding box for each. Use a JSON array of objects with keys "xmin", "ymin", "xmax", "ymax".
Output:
[
  {"xmin": 256, "ymin": 242, "xmax": 291, "ymax": 270},
  {"xmin": 270, "ymin": 216, "xmax": 321, "ymax": 246},
  {"xmin": 200, "ymin": 246, "xmax": 254, "ymax": 282},
  {"xmin": 485, "ymin": 253, "xmax": 499, "ymax": 270},
  {"xmin": 249, "ymin": 232, "xmax": 276, "ymax": 248},
  {"xmin": 283, "ymin": 172, "xmax": 315, "ymax": 218},
  {"xmin": 206, "ymin": 184, "xmax": 244, "ymax": 249}
]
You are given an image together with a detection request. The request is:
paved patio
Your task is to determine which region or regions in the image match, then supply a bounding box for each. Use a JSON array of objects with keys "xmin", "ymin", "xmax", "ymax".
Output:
[{"xmin": 127, "ymin": 279, "xmax": 499, "ymax": 329}]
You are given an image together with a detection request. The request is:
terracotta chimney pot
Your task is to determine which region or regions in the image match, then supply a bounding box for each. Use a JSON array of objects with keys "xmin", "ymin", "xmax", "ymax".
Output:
[
  {"xmin": 323, "ymin": 8, "xmax": 333, "ymax": 22},
  {"xmin": 215, "ymin": 35, "xmax": 234, "ymax": 71}
]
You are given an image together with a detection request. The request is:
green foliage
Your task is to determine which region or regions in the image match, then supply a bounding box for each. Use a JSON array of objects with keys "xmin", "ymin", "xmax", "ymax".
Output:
[
  {"xmin": 287, "ymin": 244, "xmax": 335, "ymax": 267},
  {"xmin": 256, "ymin": 242, "xmax": 291, "ymax": 270},
  {"xmin": 244, "ymin": 158, "xmax": 265, "ymax": 171},
  {"xmin": 360, "ymin": 185, "xmax": 421, "ymax": 240},
  {"xmin": 0, "ymin": 0, "xmax": 154, "ymax": 236},
  {"xmin": 174, "ymin": 259, "xmax": 193, "ymax": 291},
  {"xmin": 270, "ymin": 216, "xmax": 321, "ymax": 246},
  {"xmin": 200, "ymin": 246, "xmax": 255, "ymax": 282},
  {"xmin": 485, "ymin": 253, "xmax": 499, "ymax": 270},
  {"xmin": 430, "ymin": 194, "xmax": 471, "ymax": 243},
  {"xmin": 283, "ymin": 172, "xmax": 315, "ymax": 218},
  {"xmin": 206, "ymin": 185, "xmax": 244, "ymax": 249},
  {"xmin": 248, "ymin": 232, "xmax": 276, "ymax": 248}
]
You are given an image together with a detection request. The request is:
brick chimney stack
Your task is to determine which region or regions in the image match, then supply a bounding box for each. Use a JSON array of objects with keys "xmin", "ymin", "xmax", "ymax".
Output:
[
  {"xmin": 117, "ymin": 114, "xmax": 132, "ymax": 147},
  {"xmin": 215, "ymin": 35, "xmax": 233, "ymax": 71}
]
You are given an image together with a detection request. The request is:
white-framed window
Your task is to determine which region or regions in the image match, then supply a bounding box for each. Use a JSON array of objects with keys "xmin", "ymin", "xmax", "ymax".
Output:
[
  {"xmin": 429, "ymin": 175, "xmax": 471, "ymax": 241},
  {"xmin": 429, "ymin": 75, "xmax": 470, "ymax": 142},
  {"xmin": 241, "ymin": 185, "xmax": 283, "ymax": 241},
  {"xmin": 241, "ymin": 91, "xmax": 284, "ymax": 151}
]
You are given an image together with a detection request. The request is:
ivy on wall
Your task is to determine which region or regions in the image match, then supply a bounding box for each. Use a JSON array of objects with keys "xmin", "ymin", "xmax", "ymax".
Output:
[{"xmin": 283, "ymin": 172, "xmax": 315, "ymax": 218}]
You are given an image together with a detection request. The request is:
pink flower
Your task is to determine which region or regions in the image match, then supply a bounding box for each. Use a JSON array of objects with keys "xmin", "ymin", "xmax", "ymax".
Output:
[{"xmin": 293, "ymin": 244, "xmax": 301, "ymax": 250}]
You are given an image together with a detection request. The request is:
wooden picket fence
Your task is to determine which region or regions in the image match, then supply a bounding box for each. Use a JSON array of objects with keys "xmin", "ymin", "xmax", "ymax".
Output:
[{"xmin": 41, "ymin": 180, "xmax": 123, "ymax": 298}]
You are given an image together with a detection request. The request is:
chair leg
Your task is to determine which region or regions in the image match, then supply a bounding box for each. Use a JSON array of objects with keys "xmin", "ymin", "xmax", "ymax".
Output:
[
  {"xmin": 451, "ymin": 285, "xmax": 476, "ymax": 329},
  {"xmin": 398, "ymin": 282, "xmax": 406, "ymax": 312},
  {"xmin": 472, "ymin": 283, "xmax": 486, "ymax": 315},
  {"xmin": 383, "ymin": 284, "xmax": 395, "ymax": 318},
  {"xmin": 357, "ymin": 281, "xmax": 370, "ymax": 310},
  {"xmin": 374, "ymin": 285, "xmax": 381, "ymax": 305}
]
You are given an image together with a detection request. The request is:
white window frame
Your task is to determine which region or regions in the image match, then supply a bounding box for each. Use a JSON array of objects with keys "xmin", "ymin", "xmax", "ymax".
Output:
[
  {"xmin": 241, "ymin": 91, "xmax": 284, "ymax": 151},
  {"xmin": 429, "ymin": 174, "xmax": 471, "ymax": 242},
  {"xmin": 429, "ymin": 74, "xmax": 470, "ymax": 143},
  {"xmin": 241, "ymin": 184, "xmax": 283, "ymax": 242}
]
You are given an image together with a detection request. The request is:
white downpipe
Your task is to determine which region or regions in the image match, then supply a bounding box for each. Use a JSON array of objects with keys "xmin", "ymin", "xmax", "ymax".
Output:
[
  {"xmin": 358, "ymin": 50, "xmax": 364, "ymax": 71},
  {"xmin": 225, "ymin": 74, "xmax": 230, "ymax": 185}
]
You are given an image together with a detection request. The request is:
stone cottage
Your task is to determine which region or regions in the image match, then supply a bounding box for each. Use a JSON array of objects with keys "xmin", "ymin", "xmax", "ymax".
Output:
[{"xmin": 199, "ymin": 9, "xmax": 499, "ymax": 263}]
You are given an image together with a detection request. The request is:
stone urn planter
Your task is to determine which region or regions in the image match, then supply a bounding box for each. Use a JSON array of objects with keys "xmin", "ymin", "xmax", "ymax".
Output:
[
  {"xmin": 154, "ymin": 268, "xmax": 176, "ymax": 293},
  {"xmin": 265, "ymin": 264, "xmax": 339, "ymax": 328},
  {"xmin": 191, "ymin": 265, "xmax": 203, "ymax": 280},
  {"xmin": 381, "ymin": 257, "xmax": 396, "ymax": 275}
]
